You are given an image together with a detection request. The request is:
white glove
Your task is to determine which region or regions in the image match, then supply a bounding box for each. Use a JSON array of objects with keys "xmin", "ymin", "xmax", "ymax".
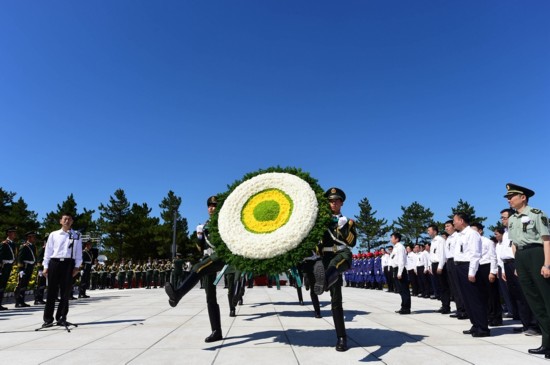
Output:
[
  {"xmin": 196, "ymin": 224, "xmax": 204, "ymax": 238},
  {"xmin": 38, "ymin": 270, "xmax": 43, "ymax": 277},
  {"xmin": 19, "ymin": 271, "xmax": 25, "ymax": 278},
  {"xmin": 338, "ymin": 216, "xmax": 348, "ymax": 229}
]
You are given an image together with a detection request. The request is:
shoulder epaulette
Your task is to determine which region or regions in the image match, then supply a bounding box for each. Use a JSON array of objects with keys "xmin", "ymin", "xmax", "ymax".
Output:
[{"xmin": 532, "ymin": 208, "xmax": 542, "ymax": 214}]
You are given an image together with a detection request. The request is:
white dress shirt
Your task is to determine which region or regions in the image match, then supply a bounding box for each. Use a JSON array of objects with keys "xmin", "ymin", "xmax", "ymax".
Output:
[
  {"xmin": 454, "ymin": 225, "xmax": 481, "ymax": 277},
  {"xmin": 430, "ymin": 235, "xmax": 447, "ymax": 270},
  {"xmin": 43, "ymin": 228, "xmax": 83, "ymax": 269},
  {"xmin": 392, "ymin": 243, "xmax": 407, "ymax": 274},
  {"xmin": 479, "ymin": 236, "xmax": 498, "ymax": 274}
]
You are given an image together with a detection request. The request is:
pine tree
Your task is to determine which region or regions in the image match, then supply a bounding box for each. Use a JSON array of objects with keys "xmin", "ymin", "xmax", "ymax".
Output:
[
  {"xmin": 393, "ymin": 201, "xmax": 434, "ymax": 245},
  {"xmin": 98, "ymin": 189, "xmax": 131, "ymax": 260},
  {"xmin": 42, "ymin": 194, "xmax": 96, "ymax": 234},
  {"xmin": 448, "ymin": 199, "xmax": 487, "ymax": 225},
  {"xmin": 159, "ymin": 191, "xmax": 191, "ymax": 259},
  {"xmin": 354, "ymin": 197, "xmax": 390, "ymax": 251}
]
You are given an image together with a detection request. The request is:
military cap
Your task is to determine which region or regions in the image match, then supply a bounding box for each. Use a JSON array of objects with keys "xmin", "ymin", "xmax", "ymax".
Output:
[
  {"xmin": 25, "ymin": 231, "xmax": 37, "ymax": 237},
  {"xmin": 206, "ymin": 196, "xmax": 218, "ymax": 206},
  {"xmin": 504, "ymin": 183, "xmax": 535, "ymax": 198},
  {"xmin": 324, "ymin": 187, "xmax": 346, "ymax": 202},
  {"xmin": 6, "ymin": 226, "xmax": 17, "ymax": 234}
]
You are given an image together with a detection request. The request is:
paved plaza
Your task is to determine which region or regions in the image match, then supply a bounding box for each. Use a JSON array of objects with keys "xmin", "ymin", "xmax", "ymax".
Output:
[{"xmin": 0, "ymin": 283, "xmax": 546, "ymax": 365}]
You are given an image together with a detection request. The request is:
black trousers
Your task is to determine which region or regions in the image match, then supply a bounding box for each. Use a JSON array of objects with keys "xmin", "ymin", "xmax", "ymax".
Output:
[
  {"xmin": 456, "ymin": 262, "xmax": 489, "ymax": 333},
  {"xmin": 408, "ymin": 269, "xmax": 418, "ymax": 296},
  {"xmin": 446, "ymin": 258, "xmax": 466, "ymax": 314},
  {"xmin": 44, "ymin": 259, "xmax": 75, "ymax": 323},
  {"xmin": 394, "ymin": 268, "xmax": 411, "ymax": 310},
  {"xmin": 435, "ymin": 263, "xmax": 451, "ymax": 311}
]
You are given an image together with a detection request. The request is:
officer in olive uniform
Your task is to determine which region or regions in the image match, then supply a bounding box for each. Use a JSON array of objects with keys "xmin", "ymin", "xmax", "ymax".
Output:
[
  {"xmin": 90, "ymin": 259, "xmax": 99, "ymax": 290},
  {"xmin": 310, "ymin": 188, "xmax": 357, "ymax": 351},
  {"xmin": 34, "ymin": 236, "xmax": 47, "ymax": 304},
  {"xmin": 165, "ymin": 196, "xmax": 226, "ymax": 343},
  {"xmin": 145, "ymin": 258, "xmax": 153, "ymax": 289},
  {"xmin": 117, "ymin": 259, "xmax": 127, "ymax": 289},
  {"xmin": 126, "ymin": 260, "xmax": 134, "ymax": 289},
  {"xmin": 14, "ymin": 231, "xmax": 38, "ymax": 307},
  {"xmin": 79, "ymin": 240, "xmax": 93, "ymax": 298},
  {"xmin": 504, "ymin": 183, "xmax": 550, "ymax": 358},
  {"xmin": 0, "ymin": 227, "xmax": 18, "ymax": 310}
]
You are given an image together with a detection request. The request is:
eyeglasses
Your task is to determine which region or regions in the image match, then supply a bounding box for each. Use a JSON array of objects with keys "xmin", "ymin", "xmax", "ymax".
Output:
[{"xmin": 500, "ymin": 216, "xmax": 509, "ymax": 220}]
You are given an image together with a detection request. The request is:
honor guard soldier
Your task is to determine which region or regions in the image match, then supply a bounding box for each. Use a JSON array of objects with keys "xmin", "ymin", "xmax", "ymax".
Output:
[
  {"xmin": 165, "ymin": 196, "xmax": 227, "ymax": 342},
  {"xmin": 34, "ymin": 235, "xmax": 47, "ymax": 304},
  {"xmin": 504, "ymin": 183, "xmax": 550, "ymax": 359},
  {"xmin": 172, "ymin": 253, "xmax": 184, "ymax": 286},
  {"xmin": 118, "ymin": 259, "xmax": 127, "ymax": 289},
  {"xmin": 310, "ymin": 187, "xmax": 357, "ymax": 351},
  {"xmin": 15, "ymin": 231, "xmax": 38, "ymax": 307},
  {"xmin": 90, "ymin": 259, "xmax": 100, "ymax": 290},
  {"xmin": 79, "ymin": 240, "xmax": 93, "ymax": 298},
  {"xmin": 126, "ymin": 260, "xmax": 135, "ymax": 289},
  {"xmin": 0, "ymin": 227, "xmax": 18, "ymax": 310}
]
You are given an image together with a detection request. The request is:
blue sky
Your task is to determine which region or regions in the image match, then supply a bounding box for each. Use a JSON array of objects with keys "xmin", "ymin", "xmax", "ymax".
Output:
[{"xmin": 1, "ymin": 1, "xmax": 549, "ymax": 240}]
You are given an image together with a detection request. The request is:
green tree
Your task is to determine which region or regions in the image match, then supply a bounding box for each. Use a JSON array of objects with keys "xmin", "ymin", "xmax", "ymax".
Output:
[
  {"xmin": 42, "ymin": 194, "xmax": 96, "ymax": 234},
  {"xmin": 159, "ymin": 191, "xmax": 191, "ymax": 259},
  {"xmin": 354, "ymin": 197, "xmax": 390, "ymax": 251},
  {"xmin": 448, "ymin": 199, "xmax": 487, "ymax": 225},
  {"xmin": 124, "ymin": 202, "xmax": 162, "ymax": 260},
  {"xmin": 393, "ymin": 201, "xmax": 434, "ymax": 245},
  {"xmin": 0, "ymin": 189, "xmax": 40, "ymax": 240},
  {"xmin": 97, "ymin": 189, "xmax": 131, "ymax": 260}
]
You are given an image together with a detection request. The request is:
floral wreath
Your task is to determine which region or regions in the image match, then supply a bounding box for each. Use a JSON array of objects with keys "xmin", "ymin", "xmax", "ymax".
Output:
[{"xmin": 208, "ymin": 166, "xmax": 331, "ymax": 274}]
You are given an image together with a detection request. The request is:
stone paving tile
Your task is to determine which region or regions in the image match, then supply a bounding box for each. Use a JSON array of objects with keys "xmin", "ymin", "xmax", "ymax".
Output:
[{"xmin": 0, "ymin": 284, "xmax": 544, "ymax": 365}]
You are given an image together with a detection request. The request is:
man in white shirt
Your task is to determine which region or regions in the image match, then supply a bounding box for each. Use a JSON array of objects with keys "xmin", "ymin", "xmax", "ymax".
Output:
[
  {"xmin": 445, "ymin": 220, "xmax": 468, "ymax": 319},
  {"xmin": 41, "ymin": 214, "xmax": 82, "ymax": 329},
  {"xmin": 471, "ymin": 223, "xmax": 502, "ymax": 327},
  {"xmin": 453, "ymin": 213, "xmax": 490, "ymax": 337},
  {"xmin": 406, "ymin": 245, "xmax": 418, "ymax": 296},
  {"xmin": 391, "ymin": 232, "xmax": 411, "ymax": 314},
  {"xmin": 428, "ymin": 224, "xmax": 450, "ymax": 314}
]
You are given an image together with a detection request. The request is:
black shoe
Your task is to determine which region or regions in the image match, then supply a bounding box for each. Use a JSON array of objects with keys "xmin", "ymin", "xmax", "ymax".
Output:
[
  {"xmin": 335, "ymin": 336, "xmax": 348, "ymax": 352},
  {"xmin": 238, "ymin": 298, "xmax": 243, "ymax": 305},
  {"xmin": 472, "ymin": 330, "xmax": 490, "ymax": 338},
  {"xmin": 513, "ymin": 327, "xmax": 526, "ymax": 333},
  {"xmin": 82, "ymin": 295, "xmax": 90, "ymax": 298},
  {"xmin": 35, "ymin": 300, "xmax": 46, "ymax": 305},
  {"xmin": 436, "ymin": 307, "xmax": 444, "ymax": 313},
  {"xmin": 528, "ymin": 346, "xmax": 548, "ymax": 354},
  {"xmin": 440, "ymin": 309, "xmax": 451, "ymax": 314},
  {"xmin": 449, "ymin": 313, "xmax": 458, "ymax": 318},
  {"xmin": 204, "ymin": 330, "xmax": 223, "ymax": 343},
  {"xmin": 299, "ymin": 300, "xmax": 304, "ymax": 305},
  {"xmin": 229, "ymin": 309, "xmax": 236, "ymax": 317},
  {"xmin": 463, "ymin": 329, "xmax": 474, "ymax": 335},
  {"xmin": 395, "ymin": 309, "xmax": 411, "ymax": 315},
  {"xmin": 41, "ymin": 321, "xmax": 54, "ymax": 329},
  {"xmin": 165, "ymin": 283, "xmax": 178, "ymax": 307},
  {"xmin": 69, "ymin": 296, "xmax": 76, "ymax": 300},
  {"xmin": 546, "ymin": 353, "xmax": 550, "ymax": 359},
  {"xmin": 315, "ymin": 312, "xmax": 322, "ymax": 319},
  {"xmin": 489, "ymin": 320, "xmax": 503, "ymax": 327},
  {"xmin": 0, "ymin": 305, "xmax": 8, "ymax": 311},
  {"xmin": 457, "ymin": 314, "xmax": 469, "ymax": 320}
]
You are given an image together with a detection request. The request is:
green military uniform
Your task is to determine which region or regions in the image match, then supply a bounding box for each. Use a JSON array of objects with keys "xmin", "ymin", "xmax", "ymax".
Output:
[
  {"xmin": 145, "ymin": 260, "xmax": 153, "ymax": 289},
  {"xmin": 126, "ymin": 262, "xmax": 134, "ymax": 289},
  {"xmin": 0, "ymin": 228, "xmax": 18, "ymax": 310},
  {"xmin": 117, "ymin": 262, "xmax": 126, "ymax": 289},
  {"xmin": 100, "ymin": 263, "xmax": 109, "ymax": 289},
  {"xmin": 15, "ymin": 232, "xmax": 37, "ymax": 307},
  {"xmin": 153, "ymin": 261, "xmax": 160, "ymax": 288},
  {"xmin": 308, "ymin": 188, "xmax": 357, "ymax": 351},
  {"xmin": 91, "ymin": 260, "xmax": 99, "ymax": 290},
  {"xmin": 159, "ymin": 260, "xmax": 166, "ymax": 287},
  {"xmin": 506, "ymin": 183, "xmax": 550, "ymax": 353},
  {"xmin": 110, "ymin": 263, "xmax": 118, "ymax": 289},
  {"xmin": 134, "ymin": 263, "xmax": 142, "ymax": 288},
  {"xmin": 79, "ymin": 245, "xmax": 93, "ymax": 297},
  {"xmin": 164, "ymin": 261, "xmax": 172, "ymax": 287},
  {"xmin": 34, "ymin": 241, "xmax": 47, "ymax": 304},
  {"xmin": 164, "ymin": 196, "xmax": 226, "ymax": 343}
]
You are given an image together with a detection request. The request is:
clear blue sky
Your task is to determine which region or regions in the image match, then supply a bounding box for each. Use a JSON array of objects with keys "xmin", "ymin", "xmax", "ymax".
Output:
[{"xmin": 1, "ymin": 1, "xmax": 549, "ymax": 240}]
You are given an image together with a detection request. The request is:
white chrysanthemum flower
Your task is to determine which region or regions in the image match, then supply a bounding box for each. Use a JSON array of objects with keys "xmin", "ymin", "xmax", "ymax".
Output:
[{"xmin": 218, "ymin": 172, "xmax": 318, "ymax": 259}]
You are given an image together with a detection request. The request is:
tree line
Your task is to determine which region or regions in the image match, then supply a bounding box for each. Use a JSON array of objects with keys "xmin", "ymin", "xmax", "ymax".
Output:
[
  {"xmin": 0, "ymin": 187, "xmax": 198, "ymax": 262},
  {"xmin": 1, "ymin": 186, "xmax": 503, "ymax": 258}
]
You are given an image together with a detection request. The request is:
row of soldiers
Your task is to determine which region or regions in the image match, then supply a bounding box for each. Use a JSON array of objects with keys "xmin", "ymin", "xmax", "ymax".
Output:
[{"xmin": 88, "ymin": 256, "xmax": 190, "ymax": 290}]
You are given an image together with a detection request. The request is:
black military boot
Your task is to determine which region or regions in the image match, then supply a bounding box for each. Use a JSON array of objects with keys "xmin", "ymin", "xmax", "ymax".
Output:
[
  {"xmin": 0, "ymin": 291, "xmax": 7, "ymax": 311},
  {"xmin": 332, "ymin": 307, "xmax": 348, "ymax": 351},
  {"xmin": 164, "ymin": 271, "xmax": 200, "ymax": 307},
  {"xmin": 311, "ymin": 292, "xmax": 321, "ymax": 318},
  {"xmin": 205, "ymin": 302, "xmax": 223, "ymax": 342},
  {"xmin": 297, "ymin": 287, "xmax": 304, "ymax": 305},
  {"xmin": 231, "ymin": 276, "xmax": 246, "ymax": 308}
]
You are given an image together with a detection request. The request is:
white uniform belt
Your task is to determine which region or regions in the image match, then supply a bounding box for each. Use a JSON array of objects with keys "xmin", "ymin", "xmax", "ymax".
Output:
[
  {"xmin": 23, "ymin": 260, "xmax": 35, "ymax": 264},
  {"xmin": 322, "ymin": 244, "xmax": 347, "ymax": 253},
  {"xmin": 2, "ymin": 260, "xmax": 14, "ymax": 264}
]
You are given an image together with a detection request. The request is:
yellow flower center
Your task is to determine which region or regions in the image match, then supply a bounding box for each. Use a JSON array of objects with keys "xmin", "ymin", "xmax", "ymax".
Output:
[{"xmin": 241, "ymin": 189, "xmax": 293, "ymax": 233}]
